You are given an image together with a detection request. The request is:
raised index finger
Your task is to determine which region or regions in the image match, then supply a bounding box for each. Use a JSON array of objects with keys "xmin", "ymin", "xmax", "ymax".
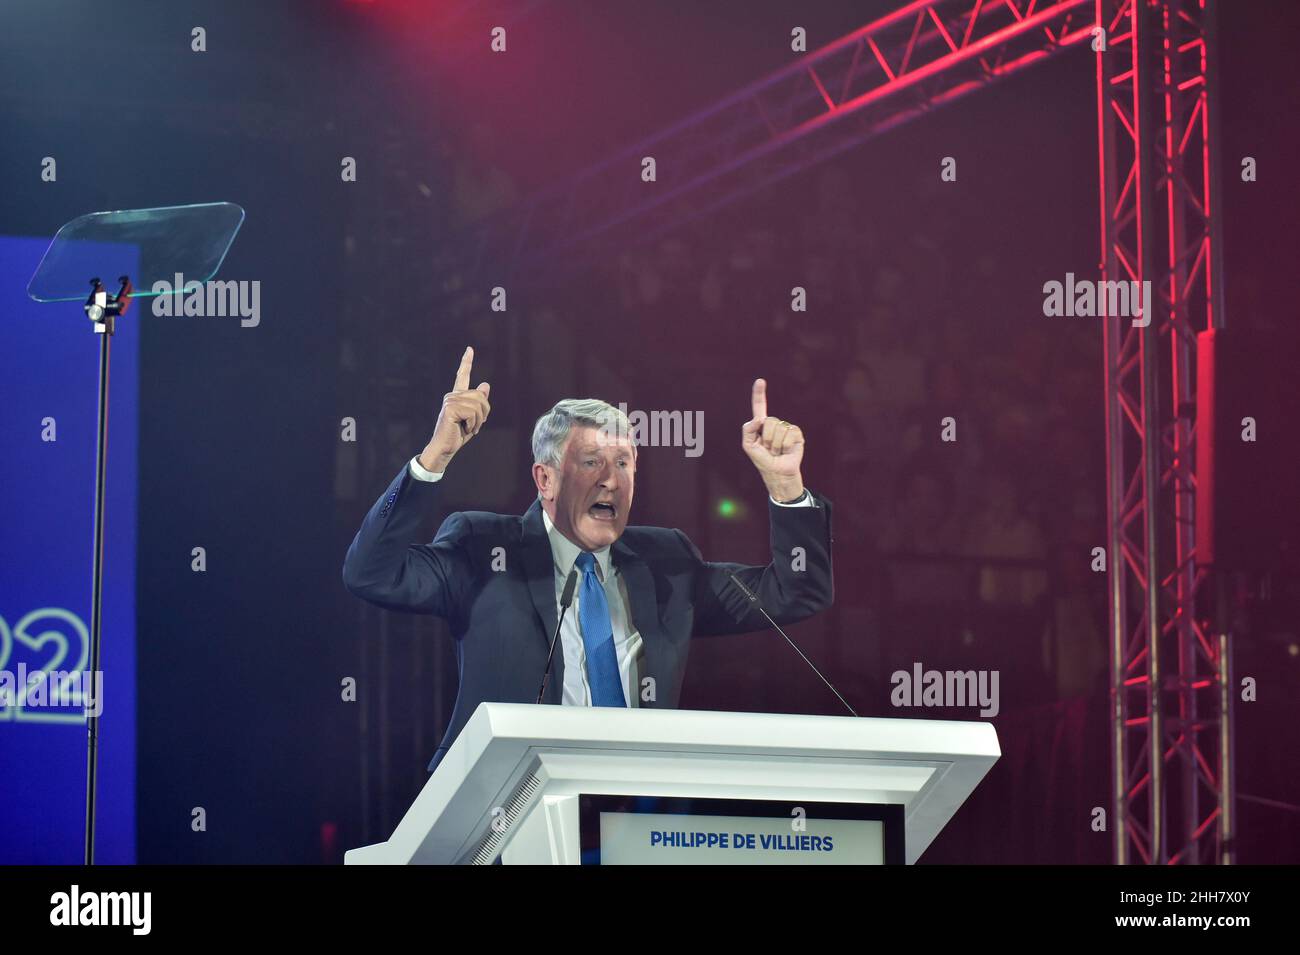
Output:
[
  {"xmin": 454, "ymin": 346, "xmax": 474, "ymax": 392},
  {"xmin": 751, "ymin": 378, "xmax": 767, "ymax": 421}
]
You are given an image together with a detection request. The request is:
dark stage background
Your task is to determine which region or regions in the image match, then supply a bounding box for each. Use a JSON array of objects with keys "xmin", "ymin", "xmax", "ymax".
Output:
[{"xmin": 1, "ymin": 0, "xmax": 1296, "ymax": 864}]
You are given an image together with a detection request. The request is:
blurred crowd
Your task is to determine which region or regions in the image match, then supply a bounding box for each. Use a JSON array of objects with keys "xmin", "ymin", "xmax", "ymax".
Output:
[{"xmin": 609, "ymin": 165, "xmax": 1112, "ymax": 708}]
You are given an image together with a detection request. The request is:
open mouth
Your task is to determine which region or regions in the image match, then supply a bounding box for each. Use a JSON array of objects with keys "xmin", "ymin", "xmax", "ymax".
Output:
[{"xmin": 588, "ymin": 502, "xmax": 617, "ymax": 521}]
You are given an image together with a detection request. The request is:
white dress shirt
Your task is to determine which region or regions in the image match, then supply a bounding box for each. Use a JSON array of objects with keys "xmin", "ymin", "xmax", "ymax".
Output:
[
  {"xmin": 406, "ymin": 454, "xmax": 814, "ymax": 708},
  {"xmin": 540, "ymin": 506, "xmax": 643, "ymax": 706}
]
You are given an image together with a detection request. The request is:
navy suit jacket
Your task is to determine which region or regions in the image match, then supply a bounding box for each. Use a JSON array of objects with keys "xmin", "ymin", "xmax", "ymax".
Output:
[{"xmin": 342, "ymin": 464, "xmax": 835, "ymax": 771}]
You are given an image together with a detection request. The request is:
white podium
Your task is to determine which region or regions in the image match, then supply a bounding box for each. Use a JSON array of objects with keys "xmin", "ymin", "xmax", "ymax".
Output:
[{"xmin": 345, "ymin": 702, "xmax": 999, "ymax": 865}]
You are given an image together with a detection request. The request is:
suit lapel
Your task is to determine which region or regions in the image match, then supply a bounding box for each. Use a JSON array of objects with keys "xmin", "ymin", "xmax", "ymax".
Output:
[
  {"xmin": 612, "ymin": 537, "xmax": 662, "ymax": 707},
  {"xmin": 520, "ymin": 500, "xmax": 564, "ymax": 704}
]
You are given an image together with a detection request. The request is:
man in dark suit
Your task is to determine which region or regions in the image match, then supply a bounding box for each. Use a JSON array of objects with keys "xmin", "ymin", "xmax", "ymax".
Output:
[{"xmin": 343, "ymin": 346, "xmax": 834, "ymax": 772}]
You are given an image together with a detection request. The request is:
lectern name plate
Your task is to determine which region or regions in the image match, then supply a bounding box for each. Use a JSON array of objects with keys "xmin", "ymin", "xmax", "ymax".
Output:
[{"xmin": 578, "ymin": 795, "xmax": 906, "ymax": 865}]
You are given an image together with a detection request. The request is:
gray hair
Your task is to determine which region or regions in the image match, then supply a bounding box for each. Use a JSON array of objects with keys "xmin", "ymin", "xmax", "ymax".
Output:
[{"xmin": 531, "ymin": 398, "xmax": 633, "ymax": 469}]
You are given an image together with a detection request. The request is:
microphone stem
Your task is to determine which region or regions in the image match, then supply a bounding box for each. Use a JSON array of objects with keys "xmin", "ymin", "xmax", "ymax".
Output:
[{"xmin": 752, "ymin": 603, "xmax": 858, "ymax": 718}]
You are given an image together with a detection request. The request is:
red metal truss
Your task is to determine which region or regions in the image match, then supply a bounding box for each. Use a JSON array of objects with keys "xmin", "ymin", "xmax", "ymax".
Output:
[
  {"xmin": 465, "ymin": 0, "xmax": 1095, "ymax": 282},
  {"xmin": 1097, "ymin": 0, "xmax": 1229, "ymax": 865}
]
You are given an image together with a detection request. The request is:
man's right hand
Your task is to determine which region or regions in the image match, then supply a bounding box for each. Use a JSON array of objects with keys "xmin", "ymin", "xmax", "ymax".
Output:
[{"xmin": 418, "ymin": 346, "xmax": 491, "ymax": 473}]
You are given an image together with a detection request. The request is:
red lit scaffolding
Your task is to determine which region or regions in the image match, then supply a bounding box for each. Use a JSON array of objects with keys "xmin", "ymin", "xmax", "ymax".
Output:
[{"xmin": 1096, "ymin": 0, "xmax": 1228, "ymax": 865}]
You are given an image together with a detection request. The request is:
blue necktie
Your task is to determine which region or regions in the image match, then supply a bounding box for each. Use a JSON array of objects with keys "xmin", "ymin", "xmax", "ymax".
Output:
[{"xmin": 575, "ymin": 551, "xmax": 626, "ymax": 707}]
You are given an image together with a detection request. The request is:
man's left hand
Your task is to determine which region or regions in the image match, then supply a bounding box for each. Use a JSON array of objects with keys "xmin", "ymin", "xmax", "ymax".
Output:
[{"xmin": 741, "ymin": 378, "xmax": 806, "ymax": 502}]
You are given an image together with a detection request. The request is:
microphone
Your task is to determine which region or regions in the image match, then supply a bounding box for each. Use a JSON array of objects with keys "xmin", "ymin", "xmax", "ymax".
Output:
[
  {"xmin": 536, "ymin": 568, "xmax": 579, "ymax": 704},
  {"xmin": 726, "ymin": 572, "xmax": 858, "ymax": 717}
]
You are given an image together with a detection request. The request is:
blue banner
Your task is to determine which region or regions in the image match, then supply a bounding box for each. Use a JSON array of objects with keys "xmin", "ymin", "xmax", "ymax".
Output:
[{"xmin": 0, "ymin": 236, "xmax": 138, "ymax": 863}]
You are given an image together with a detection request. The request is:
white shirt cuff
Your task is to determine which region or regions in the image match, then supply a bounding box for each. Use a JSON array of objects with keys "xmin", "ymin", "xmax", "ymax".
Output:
[
  {"xmin": 408, "ymin": 455, "xmax": 445, "ymax": 483},
  {"xmin": 770, "ymin": 489, "xmax": 813, "ymax": 507}
]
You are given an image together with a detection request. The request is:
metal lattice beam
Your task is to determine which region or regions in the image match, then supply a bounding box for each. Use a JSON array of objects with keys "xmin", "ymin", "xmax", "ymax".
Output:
[{"xmin": 1097, "ymin": 0, "xmax": 1230, "ymax": 865}]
